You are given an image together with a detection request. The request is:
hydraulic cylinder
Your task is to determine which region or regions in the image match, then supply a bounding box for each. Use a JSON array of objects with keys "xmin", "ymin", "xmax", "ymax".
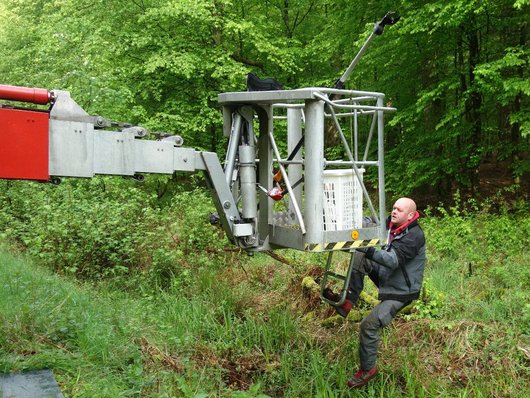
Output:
[
  {"xmin": 0, "ymin": 84, "xmax": 51, "ymax": 105},
  {"xmin": 238, "ymin": 144, "xmax": 257, "ymax": 219}
]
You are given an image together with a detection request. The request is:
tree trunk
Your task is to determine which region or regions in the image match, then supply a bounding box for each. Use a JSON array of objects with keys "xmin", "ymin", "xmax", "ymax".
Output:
[{"xmin": 466, "ymin": 16, "xmax": 482, "ymax": 195}]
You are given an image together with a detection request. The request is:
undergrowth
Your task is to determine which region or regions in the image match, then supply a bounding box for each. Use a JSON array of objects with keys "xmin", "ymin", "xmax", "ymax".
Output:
[
  {"xmin": 0, "ymin": 178, "xmax": 227, "ymax": 281},
  {"xmin": 0, "ymin": 180, "xmax": 529, "ymax": 397}
]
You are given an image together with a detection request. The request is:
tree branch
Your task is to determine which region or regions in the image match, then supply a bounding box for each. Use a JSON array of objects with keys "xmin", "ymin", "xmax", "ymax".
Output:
[{"xmin": 230, "ymin": 53, "xmax": 264, "ymax": 69}]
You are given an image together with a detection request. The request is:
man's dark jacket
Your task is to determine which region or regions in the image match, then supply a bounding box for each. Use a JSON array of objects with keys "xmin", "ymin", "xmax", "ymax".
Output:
[{"xmin": 365, "ymin": 218, "xmax": 426, "ymax": 302}]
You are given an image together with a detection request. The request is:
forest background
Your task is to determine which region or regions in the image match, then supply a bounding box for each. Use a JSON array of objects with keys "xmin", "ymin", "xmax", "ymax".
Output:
[
  {"xmin": 0, "ymin": 0, "xmax": 529, "ymax": 397},
  {"xmin": 1, "ymin": 0, "xmax": 529, "ymax": 197}
]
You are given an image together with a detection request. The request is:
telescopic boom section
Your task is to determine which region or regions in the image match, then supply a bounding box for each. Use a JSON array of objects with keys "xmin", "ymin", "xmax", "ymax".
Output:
[
  {"xmin": 334, "ymin": 11, "xmax": 400, "ymax": 91},
  {"xmin": 0, "ymin": 84, "xmax": 52, "ymax": 105}
]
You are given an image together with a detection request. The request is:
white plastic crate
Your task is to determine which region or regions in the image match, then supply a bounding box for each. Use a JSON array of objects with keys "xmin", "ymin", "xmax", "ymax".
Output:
[{"xmin": 322, "ymin": 168, "xmax": 364, "ymax": 231}]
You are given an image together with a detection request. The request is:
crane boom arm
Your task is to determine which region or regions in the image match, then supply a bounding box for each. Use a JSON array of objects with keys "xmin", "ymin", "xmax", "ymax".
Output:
[{"xmin": 0, "ymin": 85, "xmax": 251, "ymax": 246}]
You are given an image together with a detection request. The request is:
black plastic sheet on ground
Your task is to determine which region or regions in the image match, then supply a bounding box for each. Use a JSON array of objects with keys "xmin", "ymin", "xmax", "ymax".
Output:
[{"xmin": 0, "ymin": 369, "xmax": 64, "ymax": 398}]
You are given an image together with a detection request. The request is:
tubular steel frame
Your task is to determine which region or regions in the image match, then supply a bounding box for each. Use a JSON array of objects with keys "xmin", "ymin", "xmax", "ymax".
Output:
[{"xmin": 218, "ymin": 87, "xmax": 396, "ymax": 252}]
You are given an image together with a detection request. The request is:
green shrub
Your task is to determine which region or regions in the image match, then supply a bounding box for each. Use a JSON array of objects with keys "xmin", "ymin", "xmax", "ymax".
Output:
[
  {"xmin": 0, "ymin": 179, "xmax": 225, "ymax": 281},
  {"xmin": 422, "ymin": 193, "xmax": 529, "ymax": 264}
]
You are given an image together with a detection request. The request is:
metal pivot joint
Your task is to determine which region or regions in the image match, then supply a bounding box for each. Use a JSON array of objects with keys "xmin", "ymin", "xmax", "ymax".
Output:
[{"xmin": 373, "ymin": 11, "xmax": 400, "ymax": 36}]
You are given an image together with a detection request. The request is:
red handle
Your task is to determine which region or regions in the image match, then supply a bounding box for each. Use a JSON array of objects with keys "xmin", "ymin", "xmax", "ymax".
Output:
[{"xmin": 0, "ymin": 84, "xmax": 51, "ymax": 105}]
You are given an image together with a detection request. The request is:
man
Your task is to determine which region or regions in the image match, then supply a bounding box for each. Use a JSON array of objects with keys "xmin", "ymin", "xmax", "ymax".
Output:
[{"xmin": 323, "ymin": 197, "xmax": 426, "ymax": 388}]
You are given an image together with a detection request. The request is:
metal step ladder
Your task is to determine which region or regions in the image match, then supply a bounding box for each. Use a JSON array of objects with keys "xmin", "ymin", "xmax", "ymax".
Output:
[{"xmin": 319, "ymin": 251, "xmax": 358, "ymax": 306}]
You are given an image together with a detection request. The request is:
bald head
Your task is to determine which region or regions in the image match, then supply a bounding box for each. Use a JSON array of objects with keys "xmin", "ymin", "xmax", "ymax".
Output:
[
  {"xmin": 391, "ymin": 197, "xmax": 417, "ymax": 226},
  {"xmin": 397, "ymin": 197, "xmax": 416, "ymax": 213}
]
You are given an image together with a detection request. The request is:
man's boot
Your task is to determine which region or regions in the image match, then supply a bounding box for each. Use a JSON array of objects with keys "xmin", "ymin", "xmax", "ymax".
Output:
[
  {"xmin": 347, "ymin": 367, "xmax": 378, "ymax": 388},
  {"xmin": 322, "ymin": 288, "xmax": 356, "ymax": 317}
]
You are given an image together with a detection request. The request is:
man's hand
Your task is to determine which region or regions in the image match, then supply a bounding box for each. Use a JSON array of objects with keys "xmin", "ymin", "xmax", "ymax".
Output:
[{"xmin": 356, "ymin": 247, "xmax": 375, "ymax": 259}]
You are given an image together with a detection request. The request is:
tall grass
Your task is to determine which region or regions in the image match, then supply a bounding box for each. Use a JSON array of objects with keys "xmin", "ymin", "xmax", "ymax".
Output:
[
  {"xmin": 2, "ymin": 239, "xmax": 528, "ymax": 397},
  {"xmin": 0, "ymin": 183, "xmax": 529, "ymax": 397},
  {"xmin": 0, "ymin": 247, "xmax": 146, "ymax": 396}
]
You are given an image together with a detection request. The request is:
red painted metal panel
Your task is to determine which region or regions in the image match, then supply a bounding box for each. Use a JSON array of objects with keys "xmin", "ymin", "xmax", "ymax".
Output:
[
  {"xmin": 0, "ymin": 108, "xmax": 49, "ymax": 180},
  {"xmin": 0, "ymin": 84, "xmax": 51, "ymax": 105}
]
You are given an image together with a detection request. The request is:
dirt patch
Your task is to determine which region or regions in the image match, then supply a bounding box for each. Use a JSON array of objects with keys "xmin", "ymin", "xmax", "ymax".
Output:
[
  {"xmin": 191, "ymin": 344, "xmax": 273, "ymax": 391},
  {"xmin": 139, "ymin": 336, "xmax": 184, "ymax": 373},
  {"xmin": 218, "ymin": 354, "xmax": 267, "ymax": 390}
]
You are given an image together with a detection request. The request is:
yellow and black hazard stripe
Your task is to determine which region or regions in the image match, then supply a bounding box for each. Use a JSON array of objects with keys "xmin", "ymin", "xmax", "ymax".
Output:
[{"xmin": 304, "ymin": 238, "xmax": 380, "ymax": 252}]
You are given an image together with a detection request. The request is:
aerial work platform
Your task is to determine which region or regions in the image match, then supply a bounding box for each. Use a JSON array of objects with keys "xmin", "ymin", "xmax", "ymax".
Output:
[
  {"xmin": 0, "ymin": 11, "xmax": 399, "ymax": 255},
  {"xmin": 218, "ymin": 87, "xmax": 395, "ymax": 252},
  {"xmin": 0, "ymin": 84, "xmax": 394, "ymax": 254}
]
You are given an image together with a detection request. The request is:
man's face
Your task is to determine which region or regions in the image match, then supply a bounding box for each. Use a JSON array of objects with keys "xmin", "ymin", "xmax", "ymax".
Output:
[{"xmin": 391, "ymin": 199, "xmax": 413, "ymax": 227}]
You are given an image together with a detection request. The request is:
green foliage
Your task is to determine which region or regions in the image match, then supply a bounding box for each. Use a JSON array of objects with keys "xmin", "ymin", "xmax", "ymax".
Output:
[
  {"xmin": 0, "ymin": 179, "xmax": 225, "ymax": 281},
  {"xmin": 422, "ymin": 192, "xmax": 530, "ymax": 261},
  {"xmin": 1, "ymin": 2, "xmax": 530, "ymax": 394},
  {"xmin": 0, "ymin": 249, "xmax": 147, "ymax": 396},
  {"xmin": 420, "ymin": 195, "xmax": 529, "ymax": 333},
  {"xmin": 360, "ymin": 0, "xmax": 530, "ymax": 196},
  {"xmin": 1, "ymin": 202, "xmax": 530, "ymax": 396},
  {"xmin": 404, "ymin": 279, "xmax": 446, "ymax": 320},
  {"xmin": 1, "ymin": 0, "xmax": 529, "ymax": 195},
  {"xmin": 171, "ymin": 190, "xmax": 227, "ymax": 255}
]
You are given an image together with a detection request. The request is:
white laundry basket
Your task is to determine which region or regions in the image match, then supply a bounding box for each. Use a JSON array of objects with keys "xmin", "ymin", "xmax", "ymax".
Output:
[{"xmin": 322, "ymin": 168, "xmax": 364, "ymax": 231}]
